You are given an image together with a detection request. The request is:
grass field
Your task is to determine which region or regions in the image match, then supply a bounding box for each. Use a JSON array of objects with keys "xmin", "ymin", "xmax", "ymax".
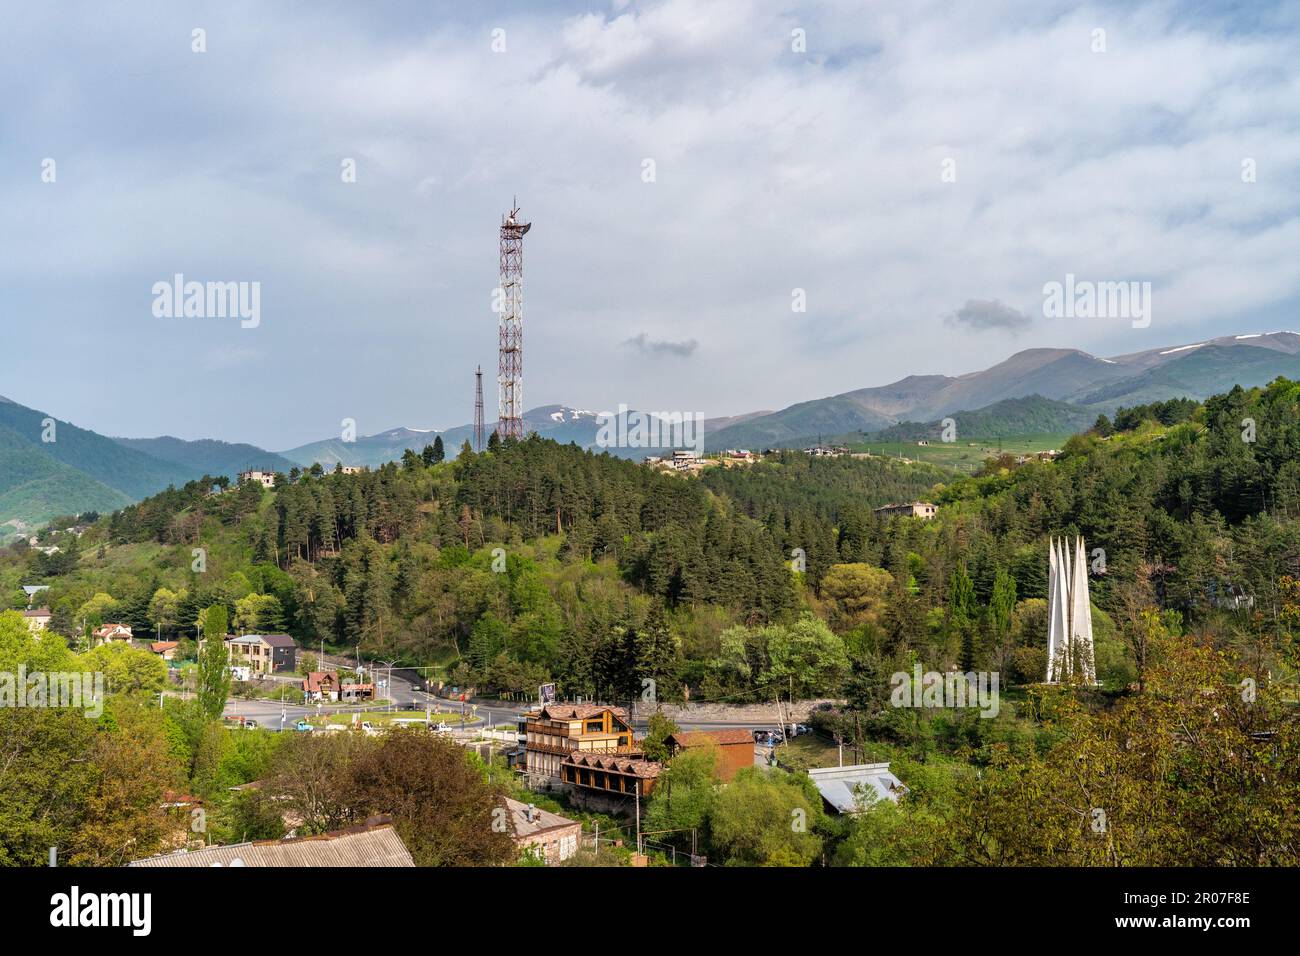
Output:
[
  {"xmin": 307, "ymin": 709, "xmax": 481, "ymax": 727},
  {"xmin": 849, "ymin": 432, "xmax": 1074, "ymax": 474},
  {"xmin": 772, "ymin": 734, "xmax": 842, "ymax": 772}
]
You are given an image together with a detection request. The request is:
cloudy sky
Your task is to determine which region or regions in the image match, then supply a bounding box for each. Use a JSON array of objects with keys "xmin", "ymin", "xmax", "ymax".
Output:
[{"xmin": 3, "ymin": 0, "xmax": 1298, "ymax": 450}]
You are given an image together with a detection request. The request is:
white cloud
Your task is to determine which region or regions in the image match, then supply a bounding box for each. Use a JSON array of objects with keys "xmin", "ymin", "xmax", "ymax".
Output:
[{"xmin": 1, "ymin": 0, "xmax": 1297, "ymax": 447}]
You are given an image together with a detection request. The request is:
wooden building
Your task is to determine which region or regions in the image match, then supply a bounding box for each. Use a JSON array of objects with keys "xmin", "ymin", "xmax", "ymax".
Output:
[
  {"xmin": 561, "ymin": 752, "xmax": 661, "ymax": 798},
  {"xmin": 521, "ymin": 703, "xmax": 638, "ymax": 783},
  {"xmin": 665, "ymin": 729, "xmax": 755, "ymax": 782}
]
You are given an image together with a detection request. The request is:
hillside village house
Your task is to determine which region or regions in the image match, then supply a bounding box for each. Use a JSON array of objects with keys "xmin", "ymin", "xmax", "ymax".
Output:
[
  {"xmin": 129, "ymin": 818, "xmax": 414, "ymax": 867},
  {"xmin": 225, "ymin": 633, "xmax": 297, "ymax": 675},
  {"xmin": 304, "ymin": 671, "xmax": 341, "ymax": 701},
  {"xmin": 92, "ymin": 622, "xmax": 134, "ymax": 645},
  {"xmin": 873, "ymin": 501, "xmax": 937, "ymax": 520},
  {"xmin": 23, "ymin": 607, "xmax": 51, "ymax": 632},
  {"xmin": 560, "ymin": 752, "xmax": 661, "ymax": 799},
  {"xmin": 665, "ymin": 729, "xmax": 756, "ymax": 782},
  {"xmin": 522, "ymin": 704, "xmax": 635, "ymax": 777},
  {"xmin": 806, "ymin": 763, "xmax": 907, "ymax": 814},
  {"xmin": 521, "ymin": 703, "xmax": 662, "ymax": 799},
  {"xmin": 150, "ymin": 640, "xmax": 180, "ymax": 661},
  {"xmin": 339, "ymin": 680, "xmax": 374, "ymax": 702},
  {"xmin": 239, "ymin": 470, "xmax": 278, "ymax": 489},
  {"xmin": 504, "ymin": 797, "xmax": 581, "ymax": 865}
]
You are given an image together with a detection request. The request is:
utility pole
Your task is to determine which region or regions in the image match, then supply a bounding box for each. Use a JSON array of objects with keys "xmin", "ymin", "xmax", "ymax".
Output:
[{"xmin": 635, "ymin": 780, "xmax": 642, "ymax": 857}]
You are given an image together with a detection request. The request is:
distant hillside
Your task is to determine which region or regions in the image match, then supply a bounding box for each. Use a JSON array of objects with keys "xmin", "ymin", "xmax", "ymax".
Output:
[
  {"xmin": 0, "ymin": 423, "xmax": 131, "ymax": 534},
  {"xmin": 864, "ymin": 395, "xmax": 1099, "ymax": 442},
  {"xmin": 278, "ymin": 426, "xmax": 446, "ymax": 469},
  {"xmin": 0, "ymin": 396, "xmax": 298, "ymax": 531},
  {"xmin": 115, "ymin": 435, "xmax": 298, "ymax": 477},
  {"xmin": 701, "ymin": 392, "xmax": 899, "ymax": 451},
  {"xmin": 0, "ymin": 396, "xmax": 190, "ymax": 500},
  {"xmin": 1071, "ymin": 344, "xmax": 1300, "ymax": 408},
  {"xmin": 279, "ymin": 405, "xmax": 759, "ymax": 468},
  {"xmin": 708, "ymin": 331, "xmax": 1300, "ymax": 450}
]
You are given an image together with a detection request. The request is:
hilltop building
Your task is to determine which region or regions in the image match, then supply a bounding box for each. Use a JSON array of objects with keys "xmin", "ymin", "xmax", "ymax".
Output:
[
  {"xmin": 239, "ymin": 470, "xmax": 278, "ymax": 488},
  {"xmin": 874, "ymin": 501, "xmax": 937, "ymax": 520}
]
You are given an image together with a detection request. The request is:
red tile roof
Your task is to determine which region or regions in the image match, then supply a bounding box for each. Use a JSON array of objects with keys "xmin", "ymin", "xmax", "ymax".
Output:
[
  {"xmin": 150, "ymin": 641, "xmax": 179, "ymax": 653},
  {"xmin": 303, "ymin": 671, "xmax": 339, "ymax": 693},
  {"xmin": 564, "ymin": 752, "xmax": 662, "ymax": 779},
  {"xmin": 540, "ymin": 703, "xmax": 629, "ymax": 721}
]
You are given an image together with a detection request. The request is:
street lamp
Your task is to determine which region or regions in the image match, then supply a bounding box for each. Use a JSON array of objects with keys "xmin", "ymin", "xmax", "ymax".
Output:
[{"xmin": 375, "ymin": 659, "xmax": 398, "ymax": 713}]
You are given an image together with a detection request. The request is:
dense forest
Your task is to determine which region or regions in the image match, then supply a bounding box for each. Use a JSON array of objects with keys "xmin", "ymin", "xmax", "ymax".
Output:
[
  {"xmin": 5, "ymin": 381, "xmax": 1300, "ymax": 703},
  {"xmin": 3, "ymin": 379, "xmax": 1299, "ymax": 865}
]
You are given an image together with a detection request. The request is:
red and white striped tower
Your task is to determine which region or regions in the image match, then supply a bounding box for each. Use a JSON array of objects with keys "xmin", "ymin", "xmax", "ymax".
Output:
[{"xmin": 497, "ymin": 200, "xmax": 530, "ymax": 440}]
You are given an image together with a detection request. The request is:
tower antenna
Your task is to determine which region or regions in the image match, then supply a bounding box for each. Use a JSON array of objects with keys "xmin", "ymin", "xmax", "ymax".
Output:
[
  {"xmin": 474, "ymin": 365, "xmax": 485, "ymax": 452},
  {"xmin": 497, "ymin": 200, "xmax": 530, "ymax": 440}
]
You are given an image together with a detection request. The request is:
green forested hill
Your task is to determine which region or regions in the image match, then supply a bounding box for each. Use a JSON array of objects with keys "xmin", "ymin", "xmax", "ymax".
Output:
[
  {"xmin": 0, "ymin": 423, "xmax": 132, "ymax": 532},
  {"xmin": 0, "ymin": 397, "xmax": 190, "ymax": 497},
  {"xmin": 0, "ymin": 396, "xmax": 296, "ymax": 530},
  {"xmin": 862, "ymin": 395, "xmax": 1099, "ymax": 442},
  {"xmin": 8, "ymin": 379, "xmax": 1300, "ymax": 700},
  {"xmin": 113, "ymin": 435, "xmax": 296, "ymax": 478}
]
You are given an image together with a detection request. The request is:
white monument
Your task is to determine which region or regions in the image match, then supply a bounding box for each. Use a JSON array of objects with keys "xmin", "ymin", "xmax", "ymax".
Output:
[{"xmin": 1046, "ymin": 536, "xmax": 1096, "ymax": 683}]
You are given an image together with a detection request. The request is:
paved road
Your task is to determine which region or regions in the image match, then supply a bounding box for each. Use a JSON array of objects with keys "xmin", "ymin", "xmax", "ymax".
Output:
[{"xmin": 223, "ymin": 669, "xmax": 784, "ymax": 736}]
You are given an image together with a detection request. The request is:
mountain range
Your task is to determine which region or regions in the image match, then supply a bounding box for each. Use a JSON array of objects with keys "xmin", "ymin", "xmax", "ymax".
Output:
[
  {"xmin": 277, "ymin": 405, "xmax": 773, "ymax": 469},
  {"xmin": 3, "ymin": 330, "xmax": 1299, "ymax": 534},
  {"xmin": 703, "ymin": 331, "xmax": 1300, "ymax": 450}
]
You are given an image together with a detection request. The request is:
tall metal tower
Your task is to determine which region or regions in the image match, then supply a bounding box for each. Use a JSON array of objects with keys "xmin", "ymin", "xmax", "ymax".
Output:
[
  {"xmin": 473, "ymin": 365, "xmax": 485, "ymax": 452},
  {"xmin": 496, "ymin": 200, "xmax": 530, "ymax": 440}
]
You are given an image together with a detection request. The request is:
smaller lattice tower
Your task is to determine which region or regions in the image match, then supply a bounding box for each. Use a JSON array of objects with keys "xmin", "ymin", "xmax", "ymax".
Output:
[{"xmin": 473, "ymin": 365, "xmax": 485, "ymax": 452}]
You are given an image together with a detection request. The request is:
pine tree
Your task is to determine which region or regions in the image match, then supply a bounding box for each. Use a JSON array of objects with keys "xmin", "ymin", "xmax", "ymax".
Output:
[{"xmin": 635, "ymin": 603, "xmax": 680, "ymax": 702}]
